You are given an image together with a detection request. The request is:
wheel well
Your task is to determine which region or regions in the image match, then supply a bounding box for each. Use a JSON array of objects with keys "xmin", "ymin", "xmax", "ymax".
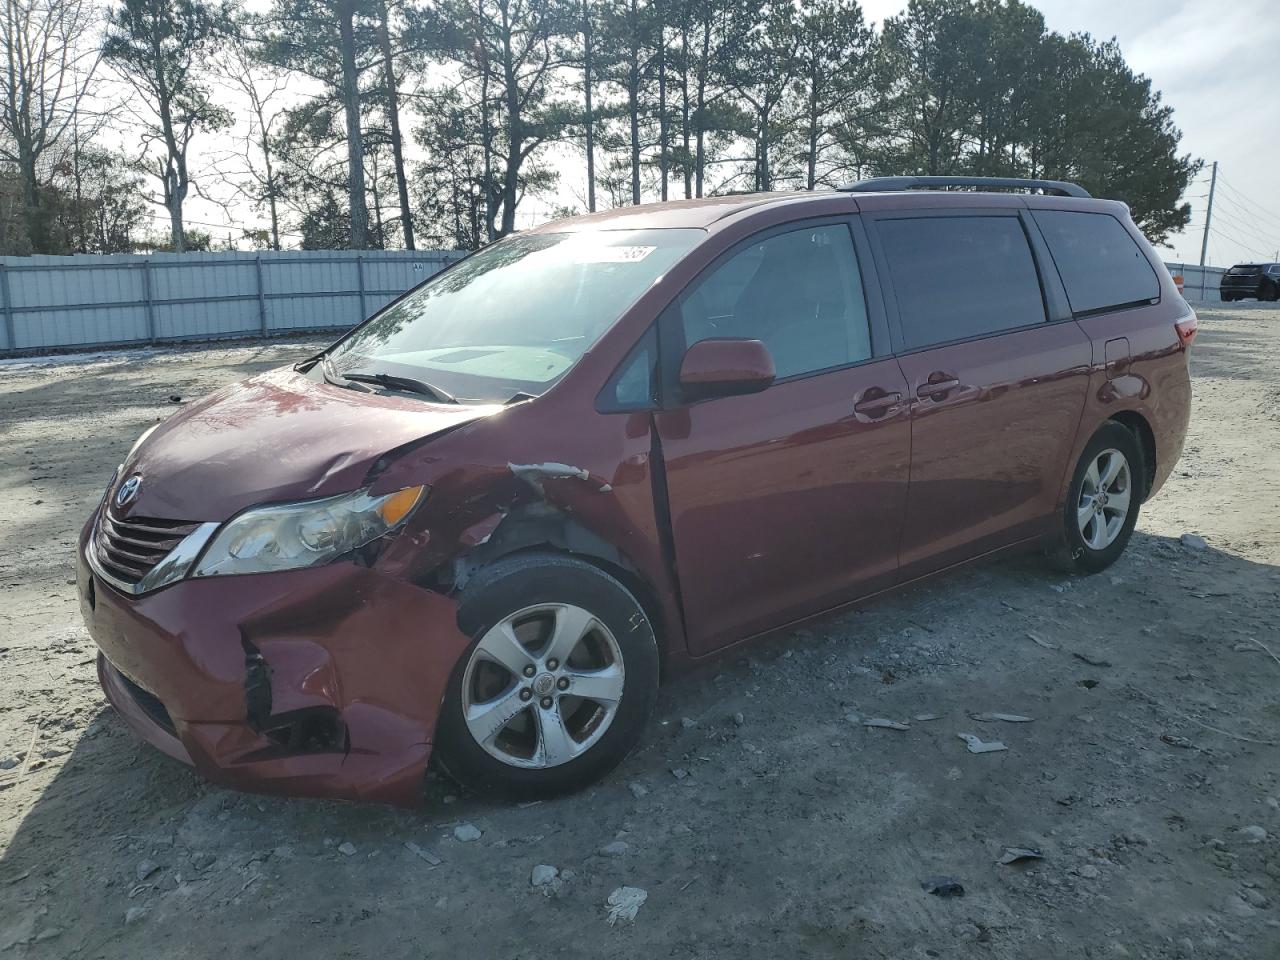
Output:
[
  {"xmin": 1108, "ymin": 411, "xmax": 1156, "ymax": 499},
  {"xmin": 449, "ymin": 514, "xmax": 672, "ymax": 680}
]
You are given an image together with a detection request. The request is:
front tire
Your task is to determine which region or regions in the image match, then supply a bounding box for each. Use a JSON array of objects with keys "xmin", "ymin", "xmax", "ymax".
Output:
[
  {"xmin": 434, "ymin": 552, "xmax": 659, "ymax": 799},
  {"xmin": 1048, "ymin": 422, "xmax": 1145, "ymax": 574}
]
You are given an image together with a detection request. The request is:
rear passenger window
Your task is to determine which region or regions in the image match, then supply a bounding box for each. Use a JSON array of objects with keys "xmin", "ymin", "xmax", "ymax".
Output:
[
  {"xmin": 1032, "ymin": 210, "xmax": 1159, "ymax": 315},
  {"xmin": 679, "ymin": 224, "xmax": 872, "ymax": 380},
  {"xmin": 877, "ymin": 216, "xmax": 1046, "ymax": 350}
]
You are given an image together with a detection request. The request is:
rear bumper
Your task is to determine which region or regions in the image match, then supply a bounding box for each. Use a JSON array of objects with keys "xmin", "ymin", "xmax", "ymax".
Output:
[
  {"xmin": 78, "ymin": 517, "xmax": 472, "ymax": 807},
  {"xmin": 1220, "ymin": 281, "xmax": 1263, "ymax": 294}
]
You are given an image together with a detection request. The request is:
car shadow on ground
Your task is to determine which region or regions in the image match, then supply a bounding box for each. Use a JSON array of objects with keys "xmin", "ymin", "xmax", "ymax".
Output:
[{"xmin": 3, "ymin": 531, "xmax": 1278, "ymax": 957}]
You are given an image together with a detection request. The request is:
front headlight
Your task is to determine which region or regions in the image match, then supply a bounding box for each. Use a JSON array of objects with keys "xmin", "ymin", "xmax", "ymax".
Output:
[{"xmin": 192, "ymin": 485, "xmax": 426, "ymax": 578}]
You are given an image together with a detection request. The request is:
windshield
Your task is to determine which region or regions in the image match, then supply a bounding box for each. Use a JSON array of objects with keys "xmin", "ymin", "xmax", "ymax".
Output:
[{"xmin": 328, "ymin": 228, "xmax": 703, "ymax": 403}]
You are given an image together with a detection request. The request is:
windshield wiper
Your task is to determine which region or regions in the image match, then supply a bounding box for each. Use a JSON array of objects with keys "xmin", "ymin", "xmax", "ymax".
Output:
[
  {"xmin": 318, "ymin": 353, "xmax": 361, "ymax": 389},
  {"xmin": 340, "ymin": 369, "xmax": 458, "ymax": 404},
  {"xmin": 295, "ymin": 350, "xmax": 326, "ymax": 373}
]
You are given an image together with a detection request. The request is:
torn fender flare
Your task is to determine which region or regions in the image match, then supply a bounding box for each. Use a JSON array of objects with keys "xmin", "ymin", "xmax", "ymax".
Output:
[{"xmin": 508, "ymin": 461, "xmax": 613, "ymax": 494}]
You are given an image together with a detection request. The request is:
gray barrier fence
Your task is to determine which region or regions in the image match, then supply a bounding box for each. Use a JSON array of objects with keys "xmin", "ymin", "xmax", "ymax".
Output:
[
  {"xmin": 0, "ymin": 249, "xmax": 466, "ymax": 355},
  {"xmin": 0, "ymin": 250, "xmax": 1235, "ymax": 357},
  {"xmin": 1165, "ymin": 263, "xmax": 1227, "ymax": 303}
]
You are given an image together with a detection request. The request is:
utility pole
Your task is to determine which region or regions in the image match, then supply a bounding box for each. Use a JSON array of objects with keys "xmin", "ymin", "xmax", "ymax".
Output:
[{"xmin": 1199, "ymin": 160, "xmax": 1217, "ymax": 266}]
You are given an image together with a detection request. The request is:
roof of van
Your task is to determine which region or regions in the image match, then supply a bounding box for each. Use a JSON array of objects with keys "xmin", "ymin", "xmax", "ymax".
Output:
[
  {"xmin": 528, "ymin": 187, "xmax": 1113, "ymax": 233},
  {"xmin": 527, "ymin": 192, "xmax": 802, "ymax": 231}
]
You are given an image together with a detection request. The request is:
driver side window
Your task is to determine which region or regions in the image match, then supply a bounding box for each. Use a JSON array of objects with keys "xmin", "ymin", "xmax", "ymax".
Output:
[{"xmin": 678, "ymin": 223, "xmax": 872, "ymax": 380}]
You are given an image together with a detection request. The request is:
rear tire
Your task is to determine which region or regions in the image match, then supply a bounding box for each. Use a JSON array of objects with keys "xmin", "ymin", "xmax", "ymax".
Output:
[
  {"xmin": 434, "ymin": 552, "xmax": 659, "ymax": 800},
  {"xmin": 1047, "ymin": 422, "xmax": 1146, "ymax": 575}
]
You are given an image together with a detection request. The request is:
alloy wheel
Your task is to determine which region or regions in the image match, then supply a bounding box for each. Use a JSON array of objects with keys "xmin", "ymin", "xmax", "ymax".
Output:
[
  {"xmin": 1076, "ymin": 447, "xmax": 1132, "ymax": 550},
  {"xmin": 460, "ymin": 603, "xmax": 625, "ymax": 769}
]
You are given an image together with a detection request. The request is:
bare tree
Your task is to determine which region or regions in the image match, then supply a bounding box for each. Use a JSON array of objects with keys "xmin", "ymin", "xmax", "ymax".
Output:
[
  {"xmin": 257, "ymin": 0, "xmax": 376, "ymax": 249},
  {"xmin": 0, "ymin": 0, "xmax": 100, "ymax": 250},
  {"xmin": 214, "ymin": 30, "xmax": 290, "ymax": 250},
  {"xmin": 103, "ymin": 0, "xmax": 229, "ymax": 252},
  {"xmin": 374, "ymin": 0, "xmax": 413, "ymax": 248},
  {"xmin": 417, "ymin": 0, "xmax": 573, "ymax": 238}
]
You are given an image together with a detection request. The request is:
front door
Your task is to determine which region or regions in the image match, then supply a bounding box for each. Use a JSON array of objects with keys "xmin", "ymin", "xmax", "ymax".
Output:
[
  {"xmin": 867, "ymin": 210, "xmax": 1093, "ymax": 578},
  {"xmin": 654, "ymin": 220, "xmax": 911, "ymax": 655}
]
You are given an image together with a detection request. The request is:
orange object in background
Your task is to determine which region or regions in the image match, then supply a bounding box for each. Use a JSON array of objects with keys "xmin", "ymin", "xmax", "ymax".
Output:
[{"xmin": 1172, "ymin": 273, "xmax": 1185, "ymax": 295}]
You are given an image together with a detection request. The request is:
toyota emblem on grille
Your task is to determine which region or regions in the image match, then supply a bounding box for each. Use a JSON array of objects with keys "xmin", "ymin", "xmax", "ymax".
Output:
[{"xmin": 115, "ymin": 474, "xmax": 142, "ymax": 508}]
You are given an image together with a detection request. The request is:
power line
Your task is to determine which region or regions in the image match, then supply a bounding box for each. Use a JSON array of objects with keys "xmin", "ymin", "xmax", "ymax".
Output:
[
  {"xmin": 1213, "ymin": 184, "xmax": 1280, "ymax": 224},
  {"xmin": 1211, "ymin": 192, "xmax": 1280, "ymax": 247},
  {"xmin": 1207, "ymin": 201, "xmax": 1280, "ymax": 251},
  {"xmin": 1209, "ymin": 226, "xmax": 1276, "ymax": 262},
  {"xmin": 1183, "ymin": 165, "xmax": 1280, "ymax": 265},
  {"xmin": 1215, "ymin": 174, "xmax": 1280, "ymax": 227}
]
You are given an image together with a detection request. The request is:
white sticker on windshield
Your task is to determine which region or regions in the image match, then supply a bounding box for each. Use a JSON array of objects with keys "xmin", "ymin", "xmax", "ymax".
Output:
[{"xmin": 575, "ymin": 245, "xmax": 656, "ymax": 264}]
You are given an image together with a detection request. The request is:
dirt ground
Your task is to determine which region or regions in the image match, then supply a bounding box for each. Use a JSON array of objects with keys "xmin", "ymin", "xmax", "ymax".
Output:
[{"xmin": 1, "ymin": 303, "xmax": 1278, "ymax": 959}]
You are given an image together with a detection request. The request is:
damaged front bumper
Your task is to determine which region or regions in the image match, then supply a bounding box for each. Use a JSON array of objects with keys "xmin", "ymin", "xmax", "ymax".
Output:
[{"xmin": 77, "ymin": 519, "xmax": 472, "ymax": 807}]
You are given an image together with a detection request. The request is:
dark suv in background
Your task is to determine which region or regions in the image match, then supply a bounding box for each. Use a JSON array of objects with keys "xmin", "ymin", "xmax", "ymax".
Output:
[{"xmin": 1220, "ymin": 262, "xmax": 1280, "ymax": 301}]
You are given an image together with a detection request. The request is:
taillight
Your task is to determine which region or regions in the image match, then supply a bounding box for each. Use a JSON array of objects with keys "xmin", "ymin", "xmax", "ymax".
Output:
[{"xmin": 1175, "ymin": 315, "xmax": 1198, "ymax": 348}]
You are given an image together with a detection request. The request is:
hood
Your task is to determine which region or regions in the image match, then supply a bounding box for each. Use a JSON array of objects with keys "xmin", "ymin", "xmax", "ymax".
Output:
[{"xmin": 121, "ymin": 366, "xmax": 499, "ymax": 521}]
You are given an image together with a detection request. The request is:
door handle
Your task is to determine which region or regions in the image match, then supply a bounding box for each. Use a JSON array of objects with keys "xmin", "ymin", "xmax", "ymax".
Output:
[
  {"xmin": 916, "ymin": 376, "xmax": 961, "ymax": 401},
  {"xmin": 853, "ymin": 390, "xmax": 903, "ymax": 418}
]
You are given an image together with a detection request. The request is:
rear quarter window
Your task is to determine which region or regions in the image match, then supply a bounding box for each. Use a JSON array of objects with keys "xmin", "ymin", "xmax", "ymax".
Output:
[{"xmin": 1032, "ymin": 210, "xmax": 1159, "ymax": 315}]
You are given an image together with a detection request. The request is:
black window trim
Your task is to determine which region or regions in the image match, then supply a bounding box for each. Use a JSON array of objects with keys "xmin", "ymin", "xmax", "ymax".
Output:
[
  {"xmin": 863, "ymin": 206, "xmax": 1067, "ymax": 357},
  {"xmin": 656, "ymin": 215, "xmax": 890, "ymax": 408},
  {"xmin": 1069, "ymin": 298, "xmax": 1163, "ymax": 321},
  {"xmin": 1029, "ymin": 209, "xmax": 1163, "ymax": 318},
  {"xmin": 595, "ymin": 322, "xmax": 660, "ymax": 414}
]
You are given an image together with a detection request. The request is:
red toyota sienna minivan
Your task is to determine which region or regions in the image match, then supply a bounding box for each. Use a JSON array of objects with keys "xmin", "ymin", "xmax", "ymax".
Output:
[{"xmin": 79, "ymin": 177, "xmax": 1194, "ymax": 806}]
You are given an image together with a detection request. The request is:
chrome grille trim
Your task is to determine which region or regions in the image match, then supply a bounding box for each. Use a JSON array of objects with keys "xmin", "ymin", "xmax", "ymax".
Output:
[{"xmin": 88, "ymin": 510, "xmax": 220, "ymax": 596}]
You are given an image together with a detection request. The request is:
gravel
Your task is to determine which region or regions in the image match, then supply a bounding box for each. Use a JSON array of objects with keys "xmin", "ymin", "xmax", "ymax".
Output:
[{"xmin": 2, "ymin": 306, "xmax": 1280, "ymax": 958}]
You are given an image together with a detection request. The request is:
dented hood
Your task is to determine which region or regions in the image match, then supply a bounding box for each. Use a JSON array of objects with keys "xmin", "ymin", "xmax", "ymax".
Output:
[{"xmin": 124, "ymin": 366, "xmax": 498, "ymax": 521}]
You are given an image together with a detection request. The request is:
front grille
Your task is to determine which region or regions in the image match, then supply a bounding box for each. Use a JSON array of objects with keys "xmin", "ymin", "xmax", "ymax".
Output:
[
  {"xmin": 113, "ymin": 666, "xmax": 176, "ymax": 735},
  {"xmin": 94, "ymin": 510, "xmax": 200, "ymax": 587}
]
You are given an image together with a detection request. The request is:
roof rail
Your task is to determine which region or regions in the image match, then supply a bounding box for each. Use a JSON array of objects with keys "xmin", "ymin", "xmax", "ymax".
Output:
[{"xmin": 837, "ymin": 175, "xmax": 1091, "ymax": 199}]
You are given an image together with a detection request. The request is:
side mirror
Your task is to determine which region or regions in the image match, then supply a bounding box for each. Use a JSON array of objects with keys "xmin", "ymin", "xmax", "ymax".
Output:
[{"xmin": 678, "ymin": 338, "xmax": 776, "ymax": 399}]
